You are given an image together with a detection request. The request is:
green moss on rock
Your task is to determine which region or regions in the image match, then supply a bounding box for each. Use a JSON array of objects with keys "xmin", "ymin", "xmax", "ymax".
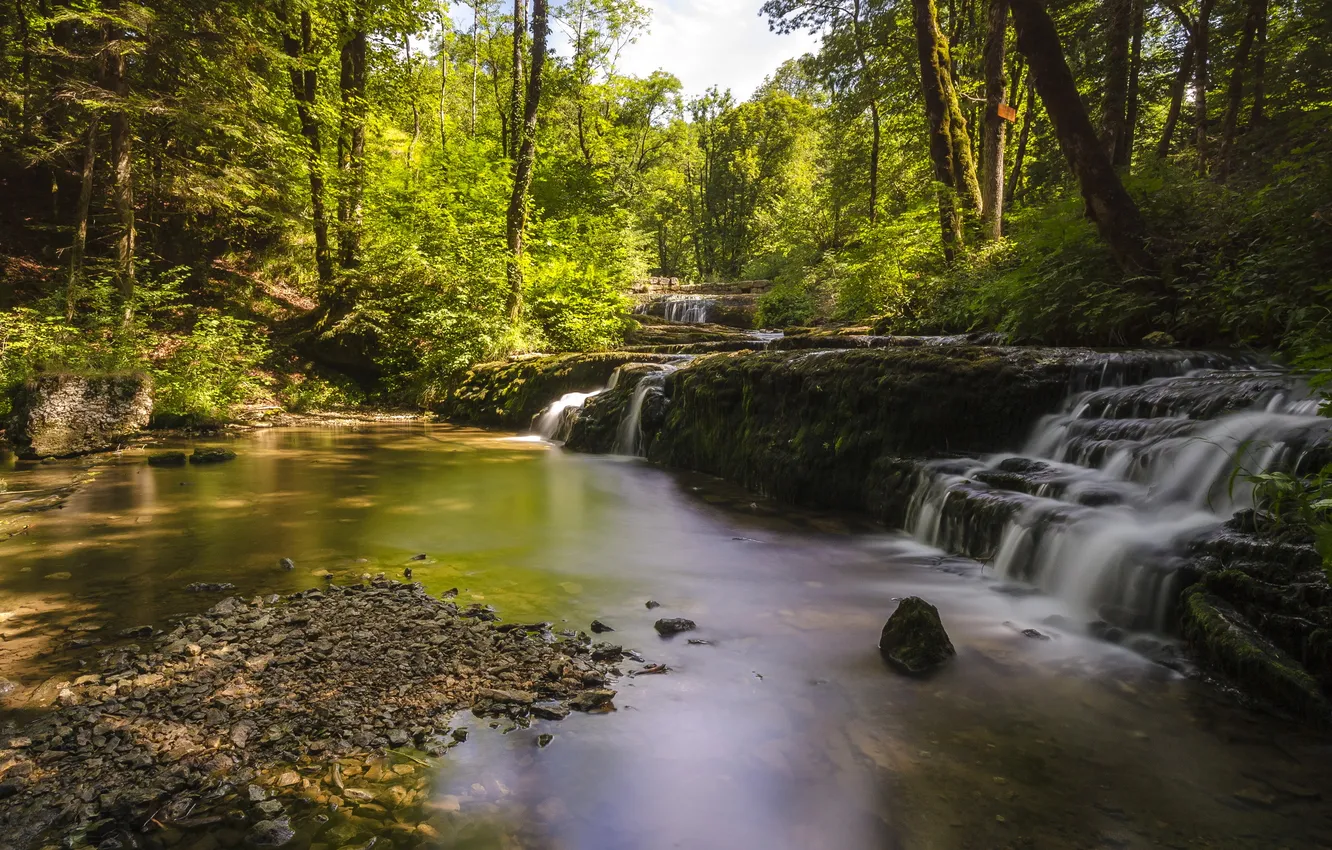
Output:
[{"xmin": 879, "ymin": 597, "xmax": 956, "ymax": 675}]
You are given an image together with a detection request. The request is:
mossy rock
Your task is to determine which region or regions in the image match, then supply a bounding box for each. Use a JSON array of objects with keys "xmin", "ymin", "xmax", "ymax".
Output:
[
  {"xmin": 1181, "ymin": 587, "xmax": 1331, "ymax": 725},
  {"xmin": 147, "ymin": 451, "xmax": 188, "ymax": 467},
  {"xmin": 190, "ymin": 448, "xmax": 237, "ymax": 464},
  {"xmin": 878, "ymin": 597, "xmax": 956, "ymax": 676}
]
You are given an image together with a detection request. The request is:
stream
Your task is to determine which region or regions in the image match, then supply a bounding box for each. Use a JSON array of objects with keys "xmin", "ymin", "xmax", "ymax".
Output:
[{"xmin": 2, "ymin": 424, "xmax": 1331, "ymax": 848}]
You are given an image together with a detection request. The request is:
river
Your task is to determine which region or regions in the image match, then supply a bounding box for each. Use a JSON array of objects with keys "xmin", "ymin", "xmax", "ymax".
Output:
[{"xmin": 1, "ymin": 424, "xmax": 1330, "ymax": 848}]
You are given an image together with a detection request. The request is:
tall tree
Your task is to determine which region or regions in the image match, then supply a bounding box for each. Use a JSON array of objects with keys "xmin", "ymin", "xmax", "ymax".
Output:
[
  {"xmin": 1193, "ymin": 0, "xmax": 1214, "ymax": 175},
  {"xmin": 338, "ymin": 5, "xmax": 369, "ymax": 270},
  {"xmin": 505, "ymin": 0, "xmax": 547, "ymax": 320},
  {"xmin": 1217, "ymin": 0, "xmax": 1263, "ymax": 179},
  {"xmin": 1009, "ymin": 0, "xmax": 1156, "ymax": 275},
  {"xmin": 1157, "ymin": 18, "xmax": 1195, "ymax": 158},
  {"xmin": 508, "ymin": 0, "xmax": 526, "ymax": 161},
  {"xmin": 1101, "ymin": 0, "xmax": 1132, "ymax": 166},
  {"xmin": 67, "ymin": 119, "xmax": 98, "ymax": 321},
  {"xmin": 103, "ymin": 9, "xmax": 136, "ymax": 325},
  {"xmin": 282, "ymin": 7, "xmax": 333, "ymax": 289},
  {"xmin": 981, "ymin": 0, "xmax": 1010, "ymax": 239},
  {"xmin": 1121, "ymin": 0, "xmax": 1144, "ymax": 167}
]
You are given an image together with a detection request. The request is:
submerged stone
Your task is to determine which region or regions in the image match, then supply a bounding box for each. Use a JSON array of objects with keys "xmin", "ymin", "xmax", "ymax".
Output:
[
  {"xmin": 878, "ymin": 597, "xmax": 955, "ymax": 676},
  {"xmin": 190, "ymin": 448, "xmax": 237, "ymax": 464},
  {"xmin": 653, "ymin": 618, "xmax": 696, "ymax": 636},
  {"xmin": 147, "ymin": 451, "xmax": 188, "ymax": 467}
]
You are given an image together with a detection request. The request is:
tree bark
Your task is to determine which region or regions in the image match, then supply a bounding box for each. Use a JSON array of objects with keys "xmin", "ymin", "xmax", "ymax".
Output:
[
  {"xmin": 103, "ymin": 18, "xmax": 136, "ymax": 325},
  {"xmin": 1156, "ymin": 29, "xmax": 1194, "ymax": 158},
  {"xmin": 913, "ymin": 0, "xmax": 970, "ymax": 256},
  {"xmin": 1100, "ymin": 0, "xmax": 1132, "ymax": 165},
  {"xmin": 1006, "ymin": 77, "xmax": 1034, "ymax": 209},
  {"xmin": 508, "ymin": 0, "xmax": 526, "ymax": 162},
  {"xmin": 471, "ymin": 0, "xmax": 480, "ymax": 136},
  {"xmin": 283, "ymin": 10, "xmax": 333, "ymax": 289},
  {"xmin": 868, "ymin": 99, "xmax": 881, "ymax": 223},
  {"xmin": 1217, "ymin": 0, "xmax": 1262, "ymax": 180},
  {"xmin": 1193, "ymin": 0, "xmax": 1213, "ymax": 175},
  {"xmin": 505, "ymin": 0, "xmax": 546, "ymax": 322},
  {"xmin": 1121, "ymin": 0, "xmax": 1144, "ymax": 168},
  {"xmin": 1249, "ymin": 0, "xmax": 1266, "ymax": 125},
  {"xmin": 981, "ymin": 0, "xmax": 1009, "ymax": 240},
  {"xmin": 67, "ymin": 119, "xmax": 97, "ymax": 321},
  {"xmin": 338, "ymin": 12, "xmax": 367, "ymax": 270},
  {"xmin": 1009, "ymin": 0, "xmax": 1156, "ymax": 276}
]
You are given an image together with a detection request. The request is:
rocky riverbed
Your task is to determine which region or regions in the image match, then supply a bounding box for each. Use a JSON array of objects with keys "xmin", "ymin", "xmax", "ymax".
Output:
[{"xmin": 0, "ymin": 579, "xmax": 634, "ymax": 848}]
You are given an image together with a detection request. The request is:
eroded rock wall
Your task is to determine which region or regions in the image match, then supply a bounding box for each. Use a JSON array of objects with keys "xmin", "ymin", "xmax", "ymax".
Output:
[{"xmin": 8, "ymin": 373, "xmax": 152, "ymax": 458}]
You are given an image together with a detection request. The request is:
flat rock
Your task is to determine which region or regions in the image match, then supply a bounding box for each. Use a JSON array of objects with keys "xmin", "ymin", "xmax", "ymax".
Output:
[{"xmin": 190, "ymin": 448, "xmax": 237, "ymax": 464}]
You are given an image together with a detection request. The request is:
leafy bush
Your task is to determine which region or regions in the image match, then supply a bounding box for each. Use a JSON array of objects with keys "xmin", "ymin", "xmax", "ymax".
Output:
[{"xmin": 151, "ymin": 313, "xmax": 270, "ymax": 421}]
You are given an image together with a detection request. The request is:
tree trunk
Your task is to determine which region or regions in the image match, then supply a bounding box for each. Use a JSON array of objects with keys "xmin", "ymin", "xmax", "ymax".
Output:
[
  {"xmin": 283, "ymin": 10, "xmax": 333, "ymax": 289},
  {"xmin": 103, "ymin": 19, "xmax": 136, "ymax": 325},
  {"xmin": 947, "ymin": 75, "xmax": 982, "ymax": 213},
  {"xmin": 471, "ymin": 0, "xmax": 480, "ymax": 136},
  {"xmin": 1249, "ymin": 0, "xmax": 1266, "ymax": 125},
  {"xmin": 1217, "ymin": 0, "xmax": 1261, "ymax": 180},
  {"xmin": 504, "ymin": 0, "xmax": 546, "ymax": 322},
  {"xmin": 868, "ymin": 99, "xmax": 881, "ymax": 223},
  {"xmin": 1156, "ymin": 29, "xmax": 1194, "ymax": 158},
  {"xmin": 981, "ymin": 0, "xmax": 1009, "ymax": 240},
  {"xmin": 1006, "ymin": 77, "xmax": 1034, "ymax": 209},
  {"xmin": 1193, "ymin": 0, "xmax": 1213, "ymax": 175},
  {"xmin": 1101, "ymin": 0, "xmax": 1132, "ymax": 166},
  {"xmin": 508, "ymin": 0, "xmax": 526, "ymax": 162},
  {"xmin": 67, "ymin": 119, "xmax": 97, "ymax": 321},
  {"xmin": 1121, "ymin": 0, "xmax": 1143, "ymax": 168},
  {"xmin": 1009, "ymin": 0, "xmax": 1156, "ymax": 276},
  {"xmin": 338, "ymin": 14, "xmax": 367, "ymax": 270},
  {"xmin": 913, "ymin": 0, "xmax": 968, "ymax": 256},
  {"xmin": 439, "ymin": 23, "xmax": 448, "ymax": 145}
]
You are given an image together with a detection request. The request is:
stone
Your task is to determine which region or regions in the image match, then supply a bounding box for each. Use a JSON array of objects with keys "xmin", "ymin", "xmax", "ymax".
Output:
[
  {"xmin": 279, "ymin": 558, "xmax": 295, "ymax": 571},
  {"xmin": 645, "ymin": 600, "xmax": 661, "ymax": 610},
  {"xmin": 590, "ymin": 620, "xmax": 614, "ymax": 633},
  {"xmin": 248, "ymin": 818, "xmax": 296, "ymax": 847},
  {"xmin": 148, "ymin": 452, "xmax": 188, "ymax": 467},
  {"xmin": 44, "ymin": 572, "xmax": 72, "ymax": 581},
  {"xmin": 531, "ymin": 702, "xmax": 570, "ymax": 721},
  {"xmin": 190, "ymin": 448, "xmax": 237, "ymax": 464},
  {"xmin": 653, "ymin": 618, "xmax": 696, "ymax": 636},
  {"xmin": 537, "ymin": 733, "xmax": 554, "ymax": 748},
  {"xmin": 276, "ymin": 770, "xmax": 301, "ymax": 787},
  {"xmin": 474, "ymin": 688, "xmax": 535, "ymax": 705},
  {"xmin": 8, "ymin": 373, "xmax": 152, "ymax": 458},
  {"xmin": 878, "ymin": 597, "xmax": 956, "ymax": 676},
  {"xmin": 568, "ymin": 689, "xmax": 616, "ymax": 711},
  {"xmin": 186, "ymin": 582, "xmax": 236, "ymax": 593}
]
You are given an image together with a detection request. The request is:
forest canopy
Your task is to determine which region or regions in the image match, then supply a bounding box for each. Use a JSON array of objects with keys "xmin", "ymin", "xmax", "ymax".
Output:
[{"xmin": 1, "ymin": 0, "xmax": 1330, "ymax": 417}]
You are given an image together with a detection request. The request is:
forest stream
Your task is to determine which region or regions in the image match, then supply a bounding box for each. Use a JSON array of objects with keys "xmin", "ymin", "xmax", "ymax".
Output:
[{"xmin": 2, "ymin": 423, "xmax": 1330, "ymax": 849}]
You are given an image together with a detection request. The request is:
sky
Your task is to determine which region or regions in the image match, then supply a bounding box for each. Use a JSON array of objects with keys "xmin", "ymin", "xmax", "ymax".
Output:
[
  {"xmin": 614, "ymin": 0, "xmax": 822, "ymax": 100},
  {"xmin": 448, "ymin": 1, "xmax": 823, "ymax": 102}
]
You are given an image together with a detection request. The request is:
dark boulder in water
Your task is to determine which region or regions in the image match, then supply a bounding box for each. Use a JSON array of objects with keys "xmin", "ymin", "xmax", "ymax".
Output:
[
  {"xmin": 190, "ymin": 448, "xmax": 237, "ymax": 464},
  {"xmin": 878, "ymin": 597, "xmax": 955, "ymax": 675},
  {"xmin": 654, "ymin": 618, "xmax": 696, "ymax": 636}
]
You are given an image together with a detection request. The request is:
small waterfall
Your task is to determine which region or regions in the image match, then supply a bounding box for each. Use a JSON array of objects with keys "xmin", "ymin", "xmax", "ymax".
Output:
[
  {"xmin": 614, "ymin": 365, "xmax": 680, "ymax": 456},
  {"xmin": 903, "ymin": 361, "xmax": 1331, "ymax": 632},
  {"xmin": 532, "ymin": 390, "xmax": 602, "ymax": 442},
  {"xmin": 635, "ymin": 295, "xmax": 715, "ymax": 324}
]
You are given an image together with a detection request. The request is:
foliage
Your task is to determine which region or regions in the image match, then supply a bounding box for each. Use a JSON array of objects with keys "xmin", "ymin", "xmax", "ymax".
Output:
[
  {"xmin": 1243, "ymin": 465, "xmax": 1332, "ymax": 582},
  {"xmin": 151, "ymin": 314, "xmax": 270, "ymax": 422}
]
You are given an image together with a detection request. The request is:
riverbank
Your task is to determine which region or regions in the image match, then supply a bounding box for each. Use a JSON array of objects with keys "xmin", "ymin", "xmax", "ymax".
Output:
[{"xmin": 0, "ymin": 578, "xmax": 633, "ymax": 847}]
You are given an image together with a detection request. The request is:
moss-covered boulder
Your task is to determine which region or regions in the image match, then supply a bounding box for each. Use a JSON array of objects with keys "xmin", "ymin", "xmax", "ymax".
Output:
[
  {"xmin": 435, "ymin": 353, "xmax": 678, "ymax": 430},
  {"xmin": 191, "ymin": 448, "xmax": 237, "ymax": 464},
  {"xmin": 879, "ymin": 597, "xmax": 956, "ymax": 675},
  {"xmin": 147, "ymin": 451, "xmax": 188, "ymax": 467}
]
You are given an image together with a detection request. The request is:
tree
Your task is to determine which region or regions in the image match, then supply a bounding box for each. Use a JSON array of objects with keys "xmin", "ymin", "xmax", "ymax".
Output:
[
  {"xmin": 505, "ymin": 0, "xmax": 547, "ymax": 320},
  {"xmin": 281, "ymin": 6, "xmax": 333, "ymax": 289},
  {"xmin": 980, "ymin": 0, "xmax": 1010, "ymax": 239},
  {"xmin": 1008, "ymin": 0, "xmax": 1156, "ymax": 276},
  {"xmin": 1100, "ymin": 0, "xmax": 1132, "ymax": 166}
]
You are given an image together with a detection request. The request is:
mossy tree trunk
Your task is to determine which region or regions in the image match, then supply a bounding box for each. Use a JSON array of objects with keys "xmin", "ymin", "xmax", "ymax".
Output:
[
  {"xmin": 1009, "ymin": 0, "xmax": 1157, "ymax": 277},
  {"xmin": 1122, "ymin": 0, "xmax": 1143, "ymax": 168},
  {"xmin": 103, "ymin": 14, "xmax": 136, "ymax": 326},
  {"xmin": 1100, "ymin": 0, "xmax": 1132, "ymax": 166},
  {"xmin": 913, "ymin": 0, "xmax": 978, "ymax": 258},
  {"xmin": 337, "ymin": 6, "xmax": 368, "ymax": 271},
  {"xmin": 504, "ymin": 0, "xmax": 546, "ymax": 322},
  {"xmin": 282, "ymin": 9, "xmax": 333, "ymax": 290}
]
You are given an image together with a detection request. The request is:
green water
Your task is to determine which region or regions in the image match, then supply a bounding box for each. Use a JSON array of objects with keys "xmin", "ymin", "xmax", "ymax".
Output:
[{"xmin": 1, "ymin": 424, "xmax": 1330, "ymax": 849}]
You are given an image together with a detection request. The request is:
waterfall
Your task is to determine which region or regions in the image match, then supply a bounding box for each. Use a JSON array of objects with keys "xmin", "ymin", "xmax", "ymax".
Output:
[
  {"xmin": 613, "ymin": 365, "xmax": 680, "ymax": 456},
  {"xmin": 904, "ymin": 362, "xmax": 1330, "ymax": 632},
  {"xmin": 634, "ymin": 295, "xmax": 715, "ymax": 324},
  {"xmin": 532, "ymin": 390, "xmax": 603, "ymax": 442}
]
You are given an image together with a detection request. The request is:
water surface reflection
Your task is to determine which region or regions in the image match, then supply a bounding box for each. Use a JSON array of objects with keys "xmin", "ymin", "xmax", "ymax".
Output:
[{"xmin": 1, "ymin": 424, "xmax": 1329, "ymax": 849}]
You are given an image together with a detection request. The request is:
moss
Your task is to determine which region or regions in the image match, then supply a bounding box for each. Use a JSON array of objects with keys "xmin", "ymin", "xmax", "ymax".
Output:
[
  {"xmin": 435, "ymin": 353, "xmax": 677, "ymax": 429},
  {"xmin": 879, "ymin": 596, "xmax": 956, "ymax": 675},
  {"xmin": 1181, "ymin": 587, "xmax": 1331, "ymax": 725}
]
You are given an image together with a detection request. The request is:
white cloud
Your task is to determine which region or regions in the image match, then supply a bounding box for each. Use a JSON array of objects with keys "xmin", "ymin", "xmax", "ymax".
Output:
[{"xmin": 614, "ymin": 0, "xmax": 821, "ymax": 100}]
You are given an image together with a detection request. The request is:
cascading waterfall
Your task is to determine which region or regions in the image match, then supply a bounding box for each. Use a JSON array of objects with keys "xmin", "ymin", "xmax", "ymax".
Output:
[
  {"xmin": 904, "ymin": 361, "xmax": 1331, "ymax": 632},
  {"xmin": 532, "ymin": 390, "xmax": 603, "ymax": 442},
  {"xmin": 635, "ymin": 295, "xmax": 715, "ymax": 324}
]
